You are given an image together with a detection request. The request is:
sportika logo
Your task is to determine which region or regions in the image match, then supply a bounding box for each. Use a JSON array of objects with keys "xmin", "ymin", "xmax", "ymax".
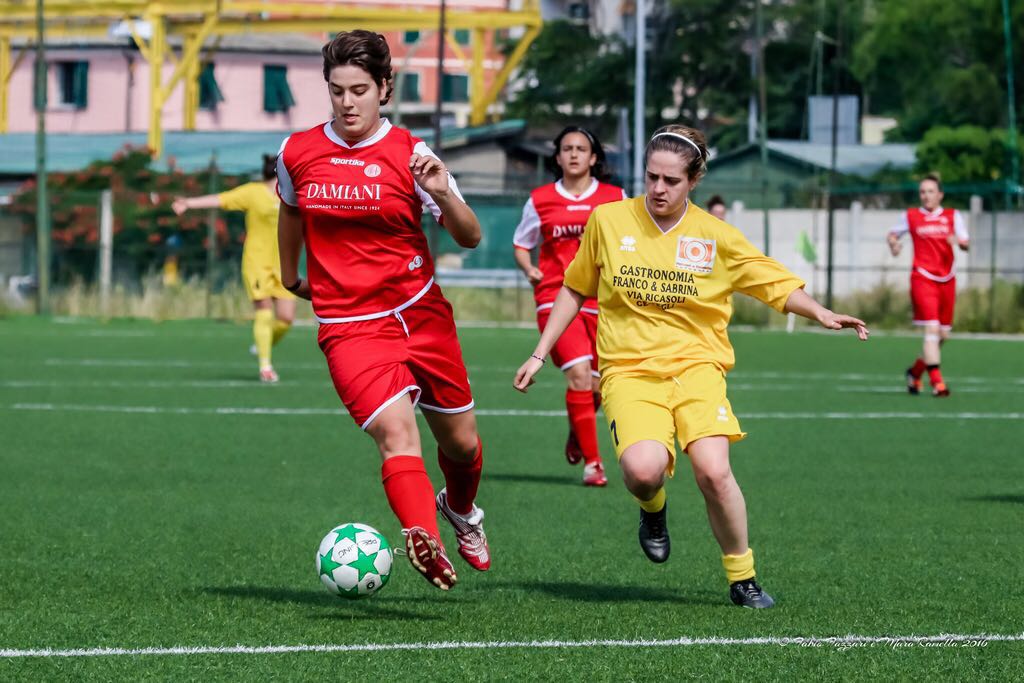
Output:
[
  {"xmin": 620, "ymin": 236, "xmax": 637, "ymax": 252},
  {"xmin": 330, "ymin": 158, "xmax": 365, "ymax": 166}
]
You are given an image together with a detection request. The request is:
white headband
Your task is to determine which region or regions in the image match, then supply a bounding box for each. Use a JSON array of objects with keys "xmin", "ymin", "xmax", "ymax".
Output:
[{"xmin": 650, "ymin": 132, "xmax": 703, "ymax": 159}]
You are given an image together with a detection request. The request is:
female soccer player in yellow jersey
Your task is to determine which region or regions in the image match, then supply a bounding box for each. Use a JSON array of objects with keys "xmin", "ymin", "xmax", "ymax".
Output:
[
  {"xmin": 514, "ymin": 124, "xmax": 869, "ymax": 608},
  {"xmin": 172, "ymin": 155, "xmax": 295, "ymax": 383}
]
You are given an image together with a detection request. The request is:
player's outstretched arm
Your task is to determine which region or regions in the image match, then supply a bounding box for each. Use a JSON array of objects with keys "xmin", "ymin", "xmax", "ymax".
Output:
[
  {"xmin": 171, "ymin": 194, "xmax": 221, "ymax": 216},
  {"xmin": 784, "ymin": 288, "xmax": 869, "ymax": 341},
  {"xmin": 410, "ymin": 153, "xmax": 481, "ymax": 248},
  {"xmin": 514, "ymin": 286, "xmax": 585, "ymax": 392},
  {"xmin": 278, "ymin": 203, "xmax": 311, "ymax": 300}
]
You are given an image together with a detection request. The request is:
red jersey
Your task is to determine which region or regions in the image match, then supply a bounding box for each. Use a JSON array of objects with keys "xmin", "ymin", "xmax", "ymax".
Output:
[
  {"xmin": 890, "ymin": 207, "xmax": 968, "ymax": 282},
  {"xmin": 513, "ymin": 179, "xmax": 626, "ymax": 309},
  {"xmin": 277, "ymin": 119, "xmax": 462, "ymax": 321}
]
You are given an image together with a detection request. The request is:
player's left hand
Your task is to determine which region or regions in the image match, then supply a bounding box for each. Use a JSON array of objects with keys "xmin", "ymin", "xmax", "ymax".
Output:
[
  {"xmin": 817, "ymin": 310, "xmax": 870, "ymax": 341},
  {"xmin": 513, "ymin": 356, "xmax": 546, "ymax": 393},
  {"xmin": 409, "ymin": 153, "xmax": 450, "ymax": 197}
]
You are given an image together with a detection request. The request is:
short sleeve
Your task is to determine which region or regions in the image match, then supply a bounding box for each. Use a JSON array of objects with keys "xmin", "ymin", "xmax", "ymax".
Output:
[
  {"xmin": 218, "ymin": 184, "xmax": 255, "ymax": 212},
  {"xmin": 512, "ymin": 198, "xmax": 541, "ymax": 249},
  {"xmin": 953, "ymin": 210, "xmax": 969, "ymax": 242},
  {"xmin": 889, "ymin": 211, "xmax": 909, "ymax": 237},
  {"xmin": 276, "ymin": 136, "xmax": 298, "ymax": 207},
  {"xmin": 412, "ymin": 140, "xmax": 465, "ymax": 221},
  {"xmin": 562, "ymin": 211, "xmax": 601, "ymax": 298},
  {"xmin": 725, "ymin": 228, "xmax": 805, "ymax": 312}
]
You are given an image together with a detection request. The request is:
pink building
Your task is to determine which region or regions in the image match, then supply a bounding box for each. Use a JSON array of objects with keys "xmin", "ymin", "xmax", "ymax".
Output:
[{"xmin": 5, "ymin": 0, "xmax": 515, "ymax": 136}]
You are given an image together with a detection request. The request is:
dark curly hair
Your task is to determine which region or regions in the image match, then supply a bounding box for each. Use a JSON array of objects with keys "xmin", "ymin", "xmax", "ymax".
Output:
[
  {"xmin": 550, "ymin": 126, "xmax": 609, "ymax": 181},
  {"xmin": 322, "ymin": 30, "xmax": 394, "ymax": 105},
  {"xmin": 261, "ymin": 154, "xmax": 277, "ymax": 181}
]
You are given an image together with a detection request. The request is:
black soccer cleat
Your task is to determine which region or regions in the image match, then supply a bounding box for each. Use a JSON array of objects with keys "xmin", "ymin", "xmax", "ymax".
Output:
[
  {"xmin": 905, "ymin": 368, "xmax": 922, "ymax": 395},
  {"xmin": 729, "ymin": 578, "xmax": 775, "ymax": 609},
  {"xmin": 638, "ymin": 504, "xmax": 670, "ymax": 563}
]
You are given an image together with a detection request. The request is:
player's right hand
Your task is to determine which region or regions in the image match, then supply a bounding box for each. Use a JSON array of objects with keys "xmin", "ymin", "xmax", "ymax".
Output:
[
  {"xmin": 526, "ymin": 267, "xmax": 543, "ymax": 286},
  {"xmin": 513, "ymin": 356, "xmax": 545, "ymax": 393}
]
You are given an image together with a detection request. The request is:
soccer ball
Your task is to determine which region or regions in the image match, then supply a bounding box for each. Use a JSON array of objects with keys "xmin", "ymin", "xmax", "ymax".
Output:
[{"xmin": 316, "ymin": 523, "xmax": 393, "ymax": 598}]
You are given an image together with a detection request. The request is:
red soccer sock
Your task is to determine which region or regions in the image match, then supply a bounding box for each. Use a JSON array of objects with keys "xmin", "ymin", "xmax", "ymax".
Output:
[
  {"xmin": 926, "ymin": 364, "xmax": 944, "ymax": 387},
  {"xmin": 910, "ymin": 358, "xmax": 927, "ymax": 379},
  {"xmin": 381, "ymin": 455, "xmax": 440, "ymax": 538},
  {"xmin": 437, "ymin": 437, "xmax": 483, "ymax": 516},
  {"xmin": 566, "ymin": 388, "xmax": 601, "ymax": 465}
]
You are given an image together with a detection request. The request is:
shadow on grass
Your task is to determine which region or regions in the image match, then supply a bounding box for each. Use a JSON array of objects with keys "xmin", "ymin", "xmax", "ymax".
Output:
[
  {"xmin": 963, "ymin": 494, "xmax": 1024, "ymax": 505},
  {"xmin": 484, "ymin": 472, "xmax": 578, "ymax": 486},
  {"xmin": 200, "ymin": 585, "xmax": 445, "ymax": 621},
  {"xmin": 495, "ymin": 580, "xmax": 722, "ymax": 607}
]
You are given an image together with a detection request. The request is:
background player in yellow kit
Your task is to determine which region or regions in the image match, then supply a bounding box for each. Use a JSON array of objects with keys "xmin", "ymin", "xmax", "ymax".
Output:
[
  {"xmin": 514, "ymin": 124, "xmax": 869, "ymax": 608},
  {"xmin": 173, "ymin": 155, "xmax": 295, "ymax": 383}
]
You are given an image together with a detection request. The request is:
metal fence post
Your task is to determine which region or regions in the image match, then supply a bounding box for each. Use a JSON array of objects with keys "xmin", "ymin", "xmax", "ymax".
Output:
[{"xmin": 98, "ymin": 189, "xmax": 113, "ymax": 318}]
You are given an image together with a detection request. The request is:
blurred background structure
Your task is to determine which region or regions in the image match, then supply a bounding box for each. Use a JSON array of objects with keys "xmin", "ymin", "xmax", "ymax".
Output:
[{"xmin": 1, "ymin": 0, "xmax": 1021, "ymax": 329}]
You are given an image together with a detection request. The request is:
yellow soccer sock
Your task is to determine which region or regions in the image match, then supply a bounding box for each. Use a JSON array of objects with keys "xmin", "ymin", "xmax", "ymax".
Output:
[
  {"xmin": 271, "ymin": 319, "xmax": 292, "ymax": 346},
  {"xmin": 635, "ymin": 487, "xmax": 666, "ymax": 513},
  {"xmin": 253, "ymin": 309, "xmax": 274, "ymax": 368},
  {"xmin": 722, "ymin": 547, "xmax": 756, "ymax": 583}
]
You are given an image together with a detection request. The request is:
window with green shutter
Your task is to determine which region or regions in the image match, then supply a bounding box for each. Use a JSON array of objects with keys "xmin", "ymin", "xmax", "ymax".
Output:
[
  {"xmin": 454, "ymin": 29, "xmax": 470, "ymax": 45},
  {"xmin": 403, "ymin": 72, "xmax": 421, "ymax": 102},
  {"xmin": 441, "ymin": 73, "xmax": 468, "ymax": 103},
  {"xmin": 198, "ymin": 63, "xmax": 224, "ymax": 111},
  {"xmin": 263, "ymin": 65, "xmax": 295, "ymax": 113},
  {"xmin": 56, "ymin": 61, "xmax": 88, "ymax": 109},
  {"xmin": 404, "ymin": 30, "xmax": 420, "ymax": 44}
]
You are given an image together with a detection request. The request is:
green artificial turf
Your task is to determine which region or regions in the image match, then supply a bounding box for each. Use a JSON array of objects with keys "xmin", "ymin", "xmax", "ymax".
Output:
[{"xmin": 1, "ymin": 317, "xmax": 1022, "ymax": 679}]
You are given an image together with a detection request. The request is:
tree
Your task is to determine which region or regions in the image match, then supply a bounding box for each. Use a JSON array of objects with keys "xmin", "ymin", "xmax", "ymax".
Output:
[
  {"xmin": 915, "ymin": 126, "xmax": 1023, "ymax": 184},
  {"xmin": 851, "ymin": 0, "xmax": 1022, "ymax": 141}
]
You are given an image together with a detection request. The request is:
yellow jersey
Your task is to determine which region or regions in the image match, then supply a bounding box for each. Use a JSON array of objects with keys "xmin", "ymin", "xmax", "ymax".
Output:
[
  {"xmin": 563, "ymin": 197, "xmax": 804, "ymax": 379},
  {"xmin": 218, "ymin": 182, "xmax": 281, "ymax": 276}
]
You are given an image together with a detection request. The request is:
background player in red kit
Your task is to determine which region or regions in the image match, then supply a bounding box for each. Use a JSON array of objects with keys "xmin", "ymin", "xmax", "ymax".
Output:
[
  {"xmin": 513, "ymin": 126, "xmax": 626, "ymax": 486},
  {"xmin": 277, "ymin": 31, "xmax": 489, "ymax": 590},
  {"xmin": 888, "ymin": 173, "xmax": 969, "ymax": 397}
]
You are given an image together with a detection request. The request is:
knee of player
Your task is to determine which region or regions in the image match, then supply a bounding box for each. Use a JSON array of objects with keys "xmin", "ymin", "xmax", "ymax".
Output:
[
  {"xmin": 622, "ymin": 459, "xmax": 665, "ymax": 490},
  {"xmin": 565, "ymin": 370, "xmax": 591, "ymax": 392},
  {"xmin": 693, "ymin": 464, "xmax": 735, "ymax": 499}
]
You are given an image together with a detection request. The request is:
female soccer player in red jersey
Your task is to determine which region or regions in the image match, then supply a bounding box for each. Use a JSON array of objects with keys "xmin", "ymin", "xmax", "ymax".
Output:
[
  {"xmin": 276, "ymin": 31, "xmax": 489, "ymax": 591},
  {"xmin": 512, "ymin": 126, "xmax": 626, "ymax": 487},
  {"xmin": 888, "ymin": 173, "xmax": 969, "ymax": 397}
]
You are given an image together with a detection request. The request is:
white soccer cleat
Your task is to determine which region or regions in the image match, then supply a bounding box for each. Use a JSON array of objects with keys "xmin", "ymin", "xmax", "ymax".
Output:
[
  {"xmin": 436, "ymin": 488, "xmax": 491, "ymax": 571},
  {"xmin": 259, "ymin": 366, "xmax": 279, "ymax": 383}
]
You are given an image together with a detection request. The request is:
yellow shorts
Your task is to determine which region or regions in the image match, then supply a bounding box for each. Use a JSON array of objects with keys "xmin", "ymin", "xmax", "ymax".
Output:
[
  {"xmin": 242, "ymin": 265, "xmax": 294, "ymax": 302},
  {"xmin": 600, "ymin": 363, "xmax": 746, "ymax": 477}
]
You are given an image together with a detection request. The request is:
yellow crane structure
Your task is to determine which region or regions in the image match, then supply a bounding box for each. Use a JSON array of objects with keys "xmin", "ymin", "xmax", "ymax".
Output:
[{"xmin": 0, "ymin": 0, "xmax": 543, "ymax": 156}]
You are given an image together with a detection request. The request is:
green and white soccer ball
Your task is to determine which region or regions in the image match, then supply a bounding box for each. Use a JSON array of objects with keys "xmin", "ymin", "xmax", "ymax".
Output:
[{"xmin": 316, "ymin": 523, "xmax": 393, "ymax": 598}]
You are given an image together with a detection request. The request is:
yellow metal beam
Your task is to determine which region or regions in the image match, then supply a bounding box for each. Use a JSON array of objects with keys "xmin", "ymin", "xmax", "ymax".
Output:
[
  {"xmin": 444, "ymin": 31, "xmax": 469, "ymax": 66},
  {"xmin": 0, "ymin": 36, "xmax": 8, "ymax": 133},
  {"xmin": 468, "ymin": 28, "xmax": 486, "ymax": 126},
  {"xmin": 477, "ymin": 23, "xmax": 541, "ymax": 125},
  {"xmin": 160, "ymin": 13, "xmax": 216, "ymax": 104},
  {"xmin": 147, "ymin": 10, "xmax": 165, "ymax": 157}
]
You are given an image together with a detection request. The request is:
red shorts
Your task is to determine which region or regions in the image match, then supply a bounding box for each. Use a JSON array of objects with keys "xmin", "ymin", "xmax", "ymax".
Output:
[
  {"xmin": 910, "ymin": 272, "xmax": 956, "ymax": 328},
  {"xmin": 537, "ymin": 305, "xmax": 599, "ymax": 376},
  {"xmin": 317, "ymin": 285, "xmax": 474, "ymax": 429}
]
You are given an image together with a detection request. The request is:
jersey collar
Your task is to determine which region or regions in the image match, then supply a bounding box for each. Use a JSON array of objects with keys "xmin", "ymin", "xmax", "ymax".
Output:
[
  {"xmin": 323, "ymin": 118, "xmax": 392, "ymax": 149},
  {"xmin": 642, "ymin": 197, "xmax": 689, "ymax": 235},
  {"xmin": 918, "ymin": 206, "xmax": 944, "ymax": 217},
  {"xmin": 555, "ymin": 178, "xmax": 599, "ymax": 202}
]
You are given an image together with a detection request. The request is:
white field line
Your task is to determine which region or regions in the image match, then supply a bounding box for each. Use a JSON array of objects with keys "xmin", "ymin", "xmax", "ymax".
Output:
[
  {"xmin": 7, "ymin": 403, "xmax": 1024, "ymax": 421},
  {"xmin": 4, "ymin": 379, "xmax": 1021, "ymax": 395},
  {"xmin": 29, "ymin": 358, "xmax": 1024, "ymax": 385},
  {"xmin": 1, "ymin": 632, "xmax": 1022, "ymax": 658}
]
